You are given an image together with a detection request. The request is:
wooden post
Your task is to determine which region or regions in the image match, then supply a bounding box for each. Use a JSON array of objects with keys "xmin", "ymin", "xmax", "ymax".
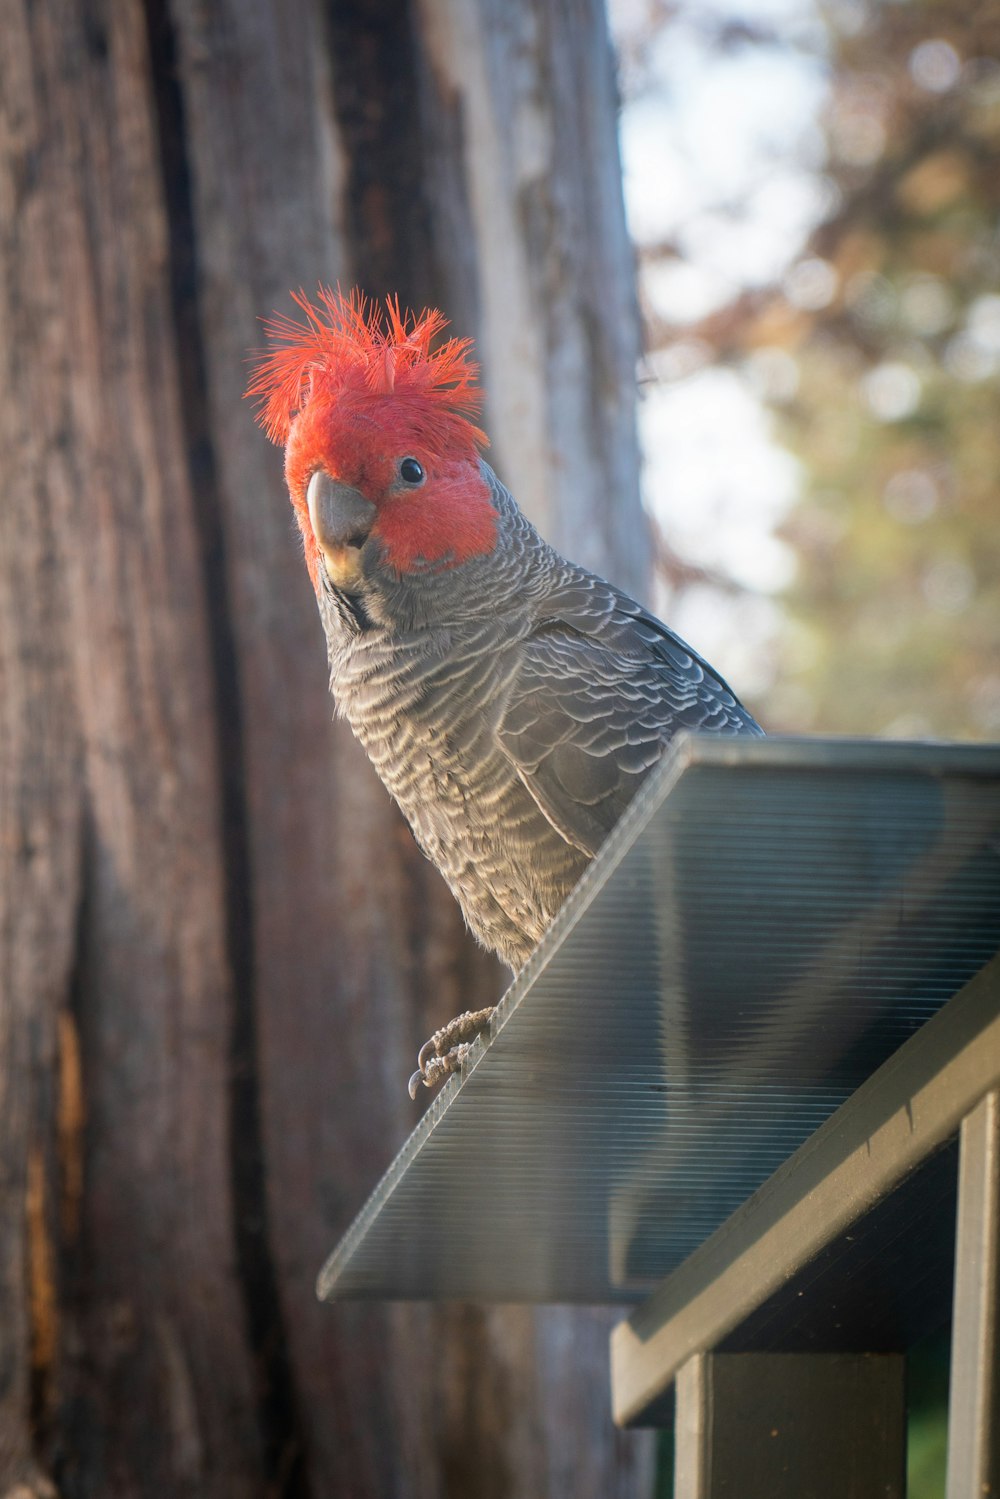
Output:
[
  {"xmin": 675, "ymin": 1353, "xmax": 906, "ymax": 1499},
  {"xmin": 946, "ymin": 1089, "xmax": 1000, "ymax": 1499}
]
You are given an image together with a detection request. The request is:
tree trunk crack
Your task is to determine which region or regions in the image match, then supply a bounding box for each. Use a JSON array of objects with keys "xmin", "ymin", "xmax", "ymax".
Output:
[{"xmin": 139, "ymin": 3, "xmax": 311, "ymax": 1492}]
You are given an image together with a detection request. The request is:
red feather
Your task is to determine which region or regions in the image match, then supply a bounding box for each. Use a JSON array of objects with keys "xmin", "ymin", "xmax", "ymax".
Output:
[{"xmin": 246, "ymin": 287, "xmax": 487, "ymax": 452}]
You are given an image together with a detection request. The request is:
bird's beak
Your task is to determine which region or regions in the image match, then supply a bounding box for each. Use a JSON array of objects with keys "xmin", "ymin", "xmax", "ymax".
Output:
[{"xmin": 307, "ymin": 471, "xmax": 376, "ymax": 590}]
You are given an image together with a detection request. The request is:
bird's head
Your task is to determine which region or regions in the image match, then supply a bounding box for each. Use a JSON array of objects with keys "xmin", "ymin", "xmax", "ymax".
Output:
[{"xmin": 248, "ymin": 289, "xmax": 499, "ymax": 609}]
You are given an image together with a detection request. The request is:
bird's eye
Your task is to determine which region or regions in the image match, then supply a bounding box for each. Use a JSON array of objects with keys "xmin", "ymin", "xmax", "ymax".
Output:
[{"xmin": 399, "ymin": 457, "xmax": 425, "ymax": 486}]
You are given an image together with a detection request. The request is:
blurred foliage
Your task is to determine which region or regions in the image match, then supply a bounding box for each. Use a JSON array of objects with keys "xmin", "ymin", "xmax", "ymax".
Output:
[
  {"xmin": 677, "ymin": 0, "xmax": 1000, "ymax": 738},
  {"xmin": 627, "ymin": 0, "xmax": 1000, "ymax": 739},
  {"xmin": 770, "ymin": 0, "xmax": 1000, "ymax": 738},
  {"xmin": 907, "ymin": 1327, "xmax": 951, "ymax": 1497}
]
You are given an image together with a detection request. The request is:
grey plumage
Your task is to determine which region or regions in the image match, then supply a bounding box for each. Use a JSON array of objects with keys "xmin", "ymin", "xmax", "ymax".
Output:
[{"xmin": 317, "ymin": 465, "xmax": 763, "ymax": 970}]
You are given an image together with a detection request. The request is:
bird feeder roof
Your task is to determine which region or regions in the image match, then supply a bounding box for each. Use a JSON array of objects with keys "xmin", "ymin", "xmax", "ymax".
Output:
[{"xmin": 318, "ymin": 735, "xmax": 1000, "ymax": 1304}]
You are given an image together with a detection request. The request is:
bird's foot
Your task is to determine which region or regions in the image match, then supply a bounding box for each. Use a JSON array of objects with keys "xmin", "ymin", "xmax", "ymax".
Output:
[{"xmin": 408, "ymin": 1006, "xmax": 496, "ymax": 1099}]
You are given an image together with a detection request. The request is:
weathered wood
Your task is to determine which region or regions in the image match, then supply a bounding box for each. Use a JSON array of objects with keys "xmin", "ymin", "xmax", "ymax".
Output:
[
  {"xmin": 0, "ymin": 0, "xmax": 651, "ymax": 1493},
  {"xmin": 946, "ymin": 1090, "xmax": 1000, "ymax": 1499},
  {"xmin": 2, "ymin": 0, "xmax": 265, "ymax": 1490},
  {"xmin": 0, "ymin": 34, "xmax": 82, "ymax": 1475}
]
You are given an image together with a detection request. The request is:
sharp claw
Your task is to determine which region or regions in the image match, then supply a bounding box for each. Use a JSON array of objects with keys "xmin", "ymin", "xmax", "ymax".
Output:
[
  {"xmin": 417, "ymin": 1036, "xmax": 438, "ymax": 1073},
  {"xmin": 410, "ymin": 1008, "xmax": 497, "ymax": 1099}
]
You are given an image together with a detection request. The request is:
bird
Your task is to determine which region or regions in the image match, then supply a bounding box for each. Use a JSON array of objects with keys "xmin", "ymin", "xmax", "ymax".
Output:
[{"xmin": 248, "ymin": 289, "xmax": 763, "ymax": 1095}]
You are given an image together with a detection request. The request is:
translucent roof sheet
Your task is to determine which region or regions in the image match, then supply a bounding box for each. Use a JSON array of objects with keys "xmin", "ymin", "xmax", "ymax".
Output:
[{"xmin": 318, "ymin": 736, "xmax": 1000, "ymax": 1305}]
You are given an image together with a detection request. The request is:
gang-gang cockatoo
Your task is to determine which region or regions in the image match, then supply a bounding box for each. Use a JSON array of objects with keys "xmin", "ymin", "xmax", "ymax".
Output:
[{"xmin": 249, "ymin": 290, "xmax": 763, "ymax": 1096}]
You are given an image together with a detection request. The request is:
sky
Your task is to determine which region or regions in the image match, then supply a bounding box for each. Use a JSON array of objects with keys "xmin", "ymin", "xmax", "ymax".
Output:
[{"xmin": 608, "ymin": 0, "xmax": 833, "ymax": 694}]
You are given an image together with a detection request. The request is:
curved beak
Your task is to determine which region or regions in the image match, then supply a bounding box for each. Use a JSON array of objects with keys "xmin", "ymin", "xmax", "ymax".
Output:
[{"xmin": 307, "ymin": 471, "xmax": 376, "ymax": 589}]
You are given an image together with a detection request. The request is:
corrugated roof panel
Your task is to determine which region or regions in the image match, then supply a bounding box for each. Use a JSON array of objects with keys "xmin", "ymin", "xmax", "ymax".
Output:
[{"xmin": 318, "ymin": 736, "xmax": 1000, "ymax": 1304}]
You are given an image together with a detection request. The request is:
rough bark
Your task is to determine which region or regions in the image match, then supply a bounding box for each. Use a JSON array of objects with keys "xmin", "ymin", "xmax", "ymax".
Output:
[{"xmin": 0, "ymin": 0, "xmax": 653, "ymax": 1495}]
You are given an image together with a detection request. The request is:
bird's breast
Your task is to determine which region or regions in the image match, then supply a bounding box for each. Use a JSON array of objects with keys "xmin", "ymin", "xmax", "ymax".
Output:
[{"xmin": 331, "ymin": 631, "xmax": 588, "ymax": 966}]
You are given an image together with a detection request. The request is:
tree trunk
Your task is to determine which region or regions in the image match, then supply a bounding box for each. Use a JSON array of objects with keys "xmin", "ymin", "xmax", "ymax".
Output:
[{"xmin": 0, "ymin": 1, "xmax": 652, "ymax": 1495}]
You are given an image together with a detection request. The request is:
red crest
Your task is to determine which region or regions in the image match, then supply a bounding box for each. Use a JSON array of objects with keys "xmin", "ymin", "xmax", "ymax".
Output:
[{"xmin": 247, "ymin": 287, "xmax": 487, "ymax": 453}]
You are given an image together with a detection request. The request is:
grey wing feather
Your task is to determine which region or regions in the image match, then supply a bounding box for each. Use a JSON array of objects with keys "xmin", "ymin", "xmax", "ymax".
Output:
[{"xmin": 496, "ymin": 577, "xmax": 763, "ymax": 857}]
